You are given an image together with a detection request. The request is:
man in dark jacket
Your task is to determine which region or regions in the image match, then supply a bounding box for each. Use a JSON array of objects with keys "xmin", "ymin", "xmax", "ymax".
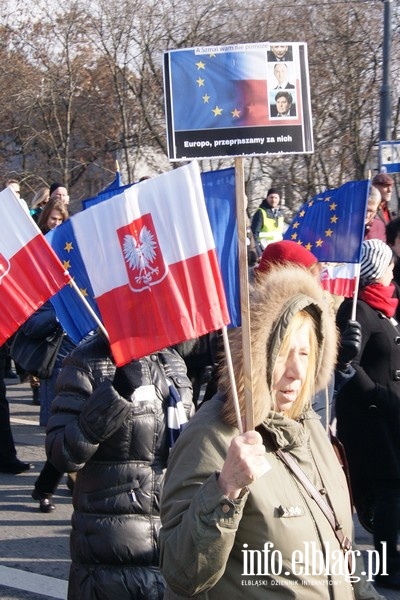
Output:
[
  {"xmin": 45, "ymin": 331, "xmax": 194, "ymax": 600},
  {"xmin": 250, "ymin": 188, "xmax": 285, "ymax": 257}
]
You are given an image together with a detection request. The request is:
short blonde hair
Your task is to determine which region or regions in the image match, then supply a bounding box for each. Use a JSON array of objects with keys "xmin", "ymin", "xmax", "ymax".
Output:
[{"xmin": 270, "ymin": 310, "xmax": 317, "ymax": 420}]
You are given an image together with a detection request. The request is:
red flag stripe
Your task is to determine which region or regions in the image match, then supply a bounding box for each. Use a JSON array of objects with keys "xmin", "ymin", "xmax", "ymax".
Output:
[
  {"xmin": 98, "ymin": 250, "xmax": 229, "ymax": 365},
  {"xmin": 0, "ymin": 235, "xmax": 70, "ymax": 344}
]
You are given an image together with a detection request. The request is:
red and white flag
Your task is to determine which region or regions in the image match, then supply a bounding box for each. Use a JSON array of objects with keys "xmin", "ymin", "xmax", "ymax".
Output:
[
  {"xmin": 0, "ymin": 188, "xmax": 70, "ymax": 345},
  {"xmin": 71, "ymin": 161, "xmax": 230, "ymax": 365},
  {"xmin": 320, "ymin": 262, "xmax": 359, "ymax": 298}
]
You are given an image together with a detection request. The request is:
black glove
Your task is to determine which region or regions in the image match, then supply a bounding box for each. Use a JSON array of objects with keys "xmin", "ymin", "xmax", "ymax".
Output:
[
  {"xmin": 80, "ymin": 380, "xmax": 131, "ymax": 443},
  {"xmin": 112, "ymin": 361, "xmax": 144, "ymax": 399},
  {"xmin": 338, "ymin": 320, "xmax": 362, "ymax": 366}
]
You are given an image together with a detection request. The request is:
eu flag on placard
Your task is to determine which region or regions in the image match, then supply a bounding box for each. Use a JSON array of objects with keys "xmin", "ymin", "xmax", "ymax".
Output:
[
  {"xmin": 46, "ymin": 219, "xmax": 102, "ymax": 344},
  {"xmin": 283, "ymin": 180, "xmax": 370, "ymax": 263},
  {"xmin": 169, "ymin": 48, "xmax": 269, "ymax": 130}
]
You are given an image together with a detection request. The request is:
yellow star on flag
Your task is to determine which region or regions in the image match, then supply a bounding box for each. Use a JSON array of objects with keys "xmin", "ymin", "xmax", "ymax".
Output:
[
  {"xmin": 64, "ymin": 241, "xmax": 73, "ymax": 252},
  {"xmin": 196, "ymin": 77, "xmax": 205, "ymax": 87},
  {"xmin": 196, "ymin": 61, "xmax": 206, "ymax": 70},
  {"xmin": 202, "ymin": 94, "xmax": 210, "ymax": 103},
  {"xmin": 212, "ymin": 106, "xmax": 223, "ymax": 116}
]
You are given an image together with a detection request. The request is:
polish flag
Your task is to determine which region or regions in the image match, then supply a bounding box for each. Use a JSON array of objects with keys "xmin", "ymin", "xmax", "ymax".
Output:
[
  {"xmin": 0, "ymin": 188, "xmax": 70, "ymax": 345},
  {"xmin": 320, "ymin": 263, "xmax": 358, "ymax": 298},
  {"xmin": 71, "ymin": 161, "xmax": 230, "ymax": 365}
]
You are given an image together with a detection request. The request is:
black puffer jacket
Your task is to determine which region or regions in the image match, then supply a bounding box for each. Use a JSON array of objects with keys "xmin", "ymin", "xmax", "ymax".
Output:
[{"xmin": 45, "ymin": 331, "xmax": 194, "ymax": 600}]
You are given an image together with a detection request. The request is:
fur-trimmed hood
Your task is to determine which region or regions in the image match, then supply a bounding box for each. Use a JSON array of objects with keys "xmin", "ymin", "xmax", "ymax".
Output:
[{"xmin": 220, "ymin": 264, "xmax": 338, "ymax": 427}]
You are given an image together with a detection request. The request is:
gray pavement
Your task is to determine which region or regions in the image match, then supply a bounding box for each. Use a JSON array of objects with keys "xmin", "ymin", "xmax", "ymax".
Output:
[{"xmin": 0, "ymin": 376, "xmax": 399, "ymax": 599}]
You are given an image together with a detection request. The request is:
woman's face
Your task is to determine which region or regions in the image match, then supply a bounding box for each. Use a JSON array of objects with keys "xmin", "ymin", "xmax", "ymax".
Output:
[
  {"xmin": 271, "ymin": 322, "xmax": 310, "ymax": 414},
  {"xmin": 47, "ymin": 209, "xmax": 64, "ymax": 230},
  {"xmin": 377, "ymin": 261, "xmax": 394, "ymax": 287}
]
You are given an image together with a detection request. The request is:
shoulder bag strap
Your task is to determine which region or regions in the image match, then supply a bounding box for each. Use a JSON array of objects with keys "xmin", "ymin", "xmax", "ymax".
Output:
[{"xmin": 275, "ymin": 448, "xmax": 353, "ymax": 571}]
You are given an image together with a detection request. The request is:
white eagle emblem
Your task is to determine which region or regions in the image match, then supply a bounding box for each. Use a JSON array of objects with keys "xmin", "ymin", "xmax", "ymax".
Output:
[{"xmin": 122, "ymin": 225, "xmax": 160, "ymax": 286}]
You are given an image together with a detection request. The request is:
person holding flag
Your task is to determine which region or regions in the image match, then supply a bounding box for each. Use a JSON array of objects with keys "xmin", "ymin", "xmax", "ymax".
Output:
[
  {"xmin": 44, "ymin": 330, "xmax": 194, "ymax": 599},
  {"xmin": 160, "ymin": 263, "xmax": 356, "ymax": 598}
]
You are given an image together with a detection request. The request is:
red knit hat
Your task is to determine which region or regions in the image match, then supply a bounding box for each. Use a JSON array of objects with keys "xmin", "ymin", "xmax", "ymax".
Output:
[{"xmin": 255, "ymin": 240, "xmax": 318, "ymax": 275}]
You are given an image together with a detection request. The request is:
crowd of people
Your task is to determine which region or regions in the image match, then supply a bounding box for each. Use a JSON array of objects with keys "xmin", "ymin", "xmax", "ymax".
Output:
[{"xmin": 1, "ymin": 170, "xmax": 400, "ymax": 598}]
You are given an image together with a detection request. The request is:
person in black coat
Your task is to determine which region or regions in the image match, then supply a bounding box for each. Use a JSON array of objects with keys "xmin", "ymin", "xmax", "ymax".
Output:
[
  {"xmin": 336, "ymin": 239, "xmax": 400, "ymax": 590},
  {"xmin": 45, "ymin": 331, "xmax": 194, "ymax": 600},
  {"xmin": 0, "ymin": 343, "xmax": 33, "ymax": 473}
]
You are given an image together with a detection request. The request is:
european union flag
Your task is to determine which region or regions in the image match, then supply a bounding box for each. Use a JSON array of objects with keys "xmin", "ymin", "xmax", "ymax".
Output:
[
  {"xmin": 284, "ymin": 180, "xmax": 369, "ymax": 263},
  {"xmin": 46, "ymin": 220, "xmax": 102, "ymax": 344},
  {"xmin": 169, "ymin": 48, "xmax": 269, "ymax": 130}
]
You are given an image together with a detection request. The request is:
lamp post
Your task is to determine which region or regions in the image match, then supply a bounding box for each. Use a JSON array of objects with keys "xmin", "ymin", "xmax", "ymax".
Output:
[{"xmin": 379, "ymin": 0, "xmax": 393, "ymax": 147}]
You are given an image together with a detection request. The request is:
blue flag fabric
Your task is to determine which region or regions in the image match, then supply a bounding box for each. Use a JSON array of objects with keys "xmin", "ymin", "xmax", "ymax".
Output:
[
  {"xmin": 82, "ymin": 172, "xmax": 133, "ymax": 210},
  {"xmin": 283, "ymin": 180, "xmax": 370, "ymax": 263},
  {"xmin": 202, "ymin": 168, "xmax": 240, "ymax": 327},
  {"xmin": 46, "ymin": 220, "xmax": 102, "ymax": 344}
]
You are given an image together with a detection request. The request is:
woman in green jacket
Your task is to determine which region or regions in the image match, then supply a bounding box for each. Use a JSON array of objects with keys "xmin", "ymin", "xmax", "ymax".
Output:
[{"xmin": 160, "ymin": 264, "xmax": 356, "ymax": 599}]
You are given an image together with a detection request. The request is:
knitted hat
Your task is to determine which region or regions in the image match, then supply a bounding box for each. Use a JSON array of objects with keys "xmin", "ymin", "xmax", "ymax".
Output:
[
  {"xmin": 256, "ymin": 240, "xmax": 318, "ymax": 275},
  {"xmin": 267, "ymin": 187, "xmax": 280, "ymax": 198},
  {"xmin": 372, "ymin": 172, "xmax": 394, "ymax": 186},
  {"xmin": 360, "ymin": 239, "xmax": 393, "ymax": 285},
  {"xmin": 49, "ymin": 182, "xmax": 64, "ymax": 196}
]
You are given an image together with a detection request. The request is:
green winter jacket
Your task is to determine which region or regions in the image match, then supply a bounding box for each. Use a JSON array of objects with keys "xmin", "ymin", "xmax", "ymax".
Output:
[
  {"xmin": 160, "ymin": 265, "xmax": 354, "ymax": 599},
  {"xmin": 160, "ymin": 398, "xmax": 354, "ymax": 599}
]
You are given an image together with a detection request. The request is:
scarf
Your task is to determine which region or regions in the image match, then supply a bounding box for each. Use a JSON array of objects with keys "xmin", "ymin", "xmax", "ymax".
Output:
[{"xmin": 358, "ymin": 282, "xmax": 398, "ymax": 318}]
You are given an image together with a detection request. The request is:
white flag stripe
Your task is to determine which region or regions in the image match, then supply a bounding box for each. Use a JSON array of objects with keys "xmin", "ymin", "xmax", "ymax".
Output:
[
  {"xmin": 167, "ymin": 404, "xmax": 188, "ymax": 429},
  {"xmin": 0, "ymin": 188, "xmax": 40, "ymax": 256},
  {"xmin": 73, "ymin": 162, "xmax": 215, "ymax": 296}
]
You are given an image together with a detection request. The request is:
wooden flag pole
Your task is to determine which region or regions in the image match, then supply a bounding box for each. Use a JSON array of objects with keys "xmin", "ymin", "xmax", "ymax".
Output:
[{"xmin": 234, "ymin": 157, "xmax": 254, "ymax": 431}]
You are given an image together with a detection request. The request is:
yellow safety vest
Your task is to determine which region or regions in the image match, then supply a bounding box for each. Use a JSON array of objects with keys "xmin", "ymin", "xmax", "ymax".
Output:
[{"xmin": 258, "ymin": 208, "xmax": 284, "ymax": 248}]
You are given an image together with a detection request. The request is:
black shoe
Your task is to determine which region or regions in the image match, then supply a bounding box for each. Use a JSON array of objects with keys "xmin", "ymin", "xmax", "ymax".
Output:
[
  {"xmin": 31, "ymin": 489, "xmax": 55, "ymax": 513},
  {"xmin": 0, "ymin": 460, "xmax": 33, "ymax": 474}
]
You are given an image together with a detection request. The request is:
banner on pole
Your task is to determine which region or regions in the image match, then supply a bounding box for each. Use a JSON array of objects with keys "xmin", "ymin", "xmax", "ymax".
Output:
[{"xmin": 163, "ymin": 42, "xmax": 313, "ymax": 160}]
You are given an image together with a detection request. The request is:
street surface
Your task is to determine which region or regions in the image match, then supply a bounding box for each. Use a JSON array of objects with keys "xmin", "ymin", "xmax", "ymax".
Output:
[{"xmin": 0, "ymin": 377, "xmax": 398, "ymax": 599}]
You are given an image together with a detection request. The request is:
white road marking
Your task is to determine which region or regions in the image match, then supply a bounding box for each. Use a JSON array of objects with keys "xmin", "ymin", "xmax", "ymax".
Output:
[{"xmin": 0, "ymin": 566, "xmax": 67, "ymax": 599}]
